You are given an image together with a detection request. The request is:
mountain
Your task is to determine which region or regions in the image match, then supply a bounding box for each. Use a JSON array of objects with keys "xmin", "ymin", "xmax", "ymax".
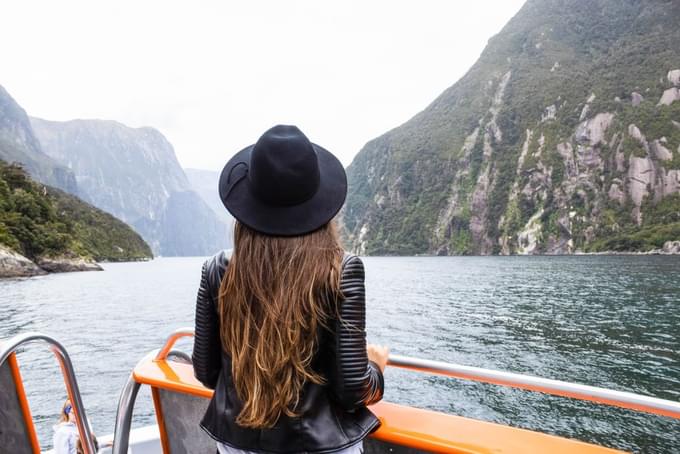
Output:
[
  {"xmin": 0, "ymin": 161, "xmax": 152, "ymax": 277},
  {"xmin": 184, "ymin": 168, "xmax": 234, "ymax": 227},
  {"xmin": 30, "ymin": 118, "xmax": 230, "ymax": 256},
  {"xmin": 343, "ymin": 0, "xmax": 680, "ymax": 255},
  {"xmin": 0, "ymin": 86, "xmax": 78, "ymax": 194}
]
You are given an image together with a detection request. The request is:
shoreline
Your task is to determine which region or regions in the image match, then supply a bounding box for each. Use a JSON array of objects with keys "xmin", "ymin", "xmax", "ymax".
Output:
[
  {"xmin": 372, "ymin": 240, "xmax": 680, "ymax": 257},
  {"xmin": 0, "ymin": 245, "xmax": 153, "ymax": 279}
]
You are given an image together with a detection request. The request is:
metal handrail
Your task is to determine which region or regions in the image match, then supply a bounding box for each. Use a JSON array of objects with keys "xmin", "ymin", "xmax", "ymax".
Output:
[
  {"xmin": 112, "ymin": 347, "xmax": 191, "ymax": 454},
  {"xmin": 155, "ymin": 327, "xmax": 195, "ymax": 360},
  {"xmin": 111, "ymin": 327, "xmax": 195, "ymax": 454},
  {"xmin": 111, "ymin": 350, "xmax": 157, "ymax": 454},
  {"xmin": 154, "ymin": 328, "xmax": 680, "ymax": 420},
  {"xmin": 0, "ymin": 333, "xmax": 98, "ymax": 454},
  {"xmin": 388, "ymin": 354, "xmax": 680, "ymax": 420}
]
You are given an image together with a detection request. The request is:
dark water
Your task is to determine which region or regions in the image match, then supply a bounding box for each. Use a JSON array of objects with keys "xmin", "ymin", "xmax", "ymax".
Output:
[{"xmin": 1, "ymin": 256, "xmax": 679, "ymax": 453}]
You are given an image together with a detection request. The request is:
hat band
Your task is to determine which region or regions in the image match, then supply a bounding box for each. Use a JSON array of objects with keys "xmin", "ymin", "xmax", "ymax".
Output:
[{"xmin": 223, "ymin": 162, "xmax": 249, "ymax": 199}]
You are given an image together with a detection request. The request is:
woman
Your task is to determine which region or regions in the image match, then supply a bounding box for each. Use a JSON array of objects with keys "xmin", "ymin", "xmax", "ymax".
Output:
[
  {"xmin": 53, "ymin": 400, "xmax": 78, "ymax": 454},
  {"xmin": 53, "ymin": 400, "xmax": 99, "ymax": 454},
  {"xmin": 192, "ymin": 125, "xmax": 389, "ymax": 453}
]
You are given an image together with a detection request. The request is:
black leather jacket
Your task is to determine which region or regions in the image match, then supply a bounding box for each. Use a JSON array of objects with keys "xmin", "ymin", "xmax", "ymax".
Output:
[{"xmin": 192, "ymin": 250, "xmax": 384, "ymax": 453}]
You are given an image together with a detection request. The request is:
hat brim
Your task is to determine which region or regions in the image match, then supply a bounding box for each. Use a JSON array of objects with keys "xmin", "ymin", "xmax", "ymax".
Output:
[{"xmin": 218, "ymin": 143, "xmax": 347, "ymax": 236}]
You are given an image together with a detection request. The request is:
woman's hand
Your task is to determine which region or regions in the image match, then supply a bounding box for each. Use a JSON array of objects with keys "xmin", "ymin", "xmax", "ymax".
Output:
[{"xmin": 367, "ymin": 344, "xmax": 389, "ymax": 373}]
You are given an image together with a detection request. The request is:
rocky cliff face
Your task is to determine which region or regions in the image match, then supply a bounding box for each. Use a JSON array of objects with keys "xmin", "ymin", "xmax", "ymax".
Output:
[
  {"xmin": 0, "ymin": 86, "xmax": 78, "ymax": 193},
  {"xmin": 344, "ymin": 0, "xmax": 680, "ymax": 255},
  {"xmin": 31, "ymin": 118, "xmax": 229, "ymax": 256}
]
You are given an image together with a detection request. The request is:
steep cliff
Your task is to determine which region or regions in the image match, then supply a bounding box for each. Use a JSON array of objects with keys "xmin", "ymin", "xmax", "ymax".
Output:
[
  {"xmin": 0, "ymin": 86, "xmax": 77, "ymax": 194},
  {"xmin": 344, "ymin": 0, "xmax": 680, "ymax": 255},
  {"xmin": 31, "ymin": 118, "xmax": 230, "ymax": 256}
]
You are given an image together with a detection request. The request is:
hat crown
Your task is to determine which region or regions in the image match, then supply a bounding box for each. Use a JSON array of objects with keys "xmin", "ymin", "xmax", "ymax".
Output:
[{"xmin": 248, "ymin": 125, "xmax": 320, "ymax": 206}]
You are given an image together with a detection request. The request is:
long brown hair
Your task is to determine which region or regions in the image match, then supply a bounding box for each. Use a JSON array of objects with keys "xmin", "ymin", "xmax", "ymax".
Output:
[{"xmin": 218, "ymin": 220, "xmax": 343, "ymax": 429}]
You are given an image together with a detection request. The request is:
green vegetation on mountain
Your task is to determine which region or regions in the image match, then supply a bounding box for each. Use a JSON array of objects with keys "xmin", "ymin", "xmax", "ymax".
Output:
[
  {"xmin": 587, "ymin": 194, "xmax": 680, "ymax": 252},
  {"xmin": 0, "ymin": 161, "xmax": 152, "ymax": 261},
  {"xmin": 343, "ymin": 0, "xmax": 680, "ymax": 255}
]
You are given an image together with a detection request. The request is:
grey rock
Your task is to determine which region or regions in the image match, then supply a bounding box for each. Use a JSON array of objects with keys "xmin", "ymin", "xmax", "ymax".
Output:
[
  {"xmin": 660, "ymin": 169, "xmax": 680, "ymax": 197},
  {"xmin": 557, "ymin": 142, "xmax": 578, "ymax": 178},
  {"xmin": 608, "ymin": 183, "xmax": 625, "ymax": 205},
  {"xmin": 627, "ymin": 156, "xmax": 655, "ymax": 212},
  {"xmin": 541, "ymin": 104, "xmax": 556, "ymax": 122},
  {"xmin": 658, "ymin": 87, "xmax": 680, "ymax": 106},
  {"xmin": 0, "ymin": 246, "xmax": 46, "ymax": 278},
  {"xmin": 470, "ymin": 167, "xmax": 493, "ymax": 254},
  {"xmin": 615, "ymin": 149, "xmax": 626, "ymax": 173},
  {"xmin": 651, "ymin": 140, "xmax": 673, "ymax": 161},
  {"xmin": 631, "ymin": 92, "xmax": 644, "ymax": 106},
  {"xmin": 628, "ymin": 124, "xmax": 646, "ymax": 144},
  {"xmin": 575, "ymin": 113, "xmax": 614, "ymax": 146},
  {"xmin": 36, "ymin": 256, "xmax": 103, "ymax": 273},
  {"xmin": 668, "ymin": 69, "xmax": 680, "ymax": 86},
  {"xmin": 663, "ymin": 241, "xmax": 680, "ymax": 254}
]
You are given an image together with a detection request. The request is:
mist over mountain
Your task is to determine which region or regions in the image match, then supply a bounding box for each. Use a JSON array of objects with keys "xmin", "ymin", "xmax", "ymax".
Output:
[
  {"xmin": 31, "ymin": 118, "xmax": 230, "ymax": 256},
  {"xmin": 343, "ymin": 0, "xmax": 680, "ymax": 255},
  {"xmin": 184, "ymin": 168, "xmax": 234, "ymax": 228}
]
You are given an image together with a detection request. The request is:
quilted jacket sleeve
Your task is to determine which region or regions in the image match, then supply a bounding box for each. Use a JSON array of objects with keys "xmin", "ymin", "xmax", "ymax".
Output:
[
  {"xmin": 192, "ymin": 260, "xmax": 222, "ymax": 389},
  {"xmin": 330, "ymin": 255, "xmax": 385, "ymax": 410}
]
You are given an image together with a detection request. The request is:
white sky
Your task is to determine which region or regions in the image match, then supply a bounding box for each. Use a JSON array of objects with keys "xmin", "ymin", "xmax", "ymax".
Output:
[{"xmin": 1, "ymin": 1, "xmax": 525, "ymax": 171}]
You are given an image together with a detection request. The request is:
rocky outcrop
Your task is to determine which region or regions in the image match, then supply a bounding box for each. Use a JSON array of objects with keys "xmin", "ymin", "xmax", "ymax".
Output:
[
  {"xmin": 631, "ymin": 92, "xmax": 644, "ymax": 106},
  {"xmin": 576, "ymin": 113, "xmax": 614, "ymax": 147},
  {"xmin": 608, "ymin": 181, "xmax": 625, "ymax": 205},
  {"xmin": 0, "ymin": 246, "xmax": 103, "ymax": 278},
  {"xmin": 36, "ymin": 256, "xmax": 102, "ymax": 273},
  {"xmin": 0, "ymin": 246, "xmax": 46, "ymax": 278},
  {"xmin": 658, "ymin": 88, "xmax": 680, "ymax": 106},
  {"xmin": 516, "ymin": 210, "xmax": 543, "ymax": 255},
  {"xmin": 663, "ymin": 241, "xmax": 680, "ymax": 254},
  {"xmin": 668, "ymin": 70, "xmax": 680, "ymax": 86},
  {"xmin": 627, "ymin": 156, "xmax": 654, "ymax": 205},
  {"xmin": 651, "ymin": 140, "xmax": 673, "ymax": 161}
]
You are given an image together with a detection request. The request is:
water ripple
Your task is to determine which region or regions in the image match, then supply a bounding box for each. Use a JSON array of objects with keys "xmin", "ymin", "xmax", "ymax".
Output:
[{"xmin": 1, "ymin": 256, "xmax": 679, "ymax": 452}]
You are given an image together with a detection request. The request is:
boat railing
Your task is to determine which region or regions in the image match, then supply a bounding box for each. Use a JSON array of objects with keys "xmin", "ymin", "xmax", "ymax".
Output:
[
  {"xmin": 154, "ymin": 327, "xmax": 680, "ymax": 420},
  {"xmin": 0, "ymin": 332, "xmax": 98, "ymax": 454},
  {"xmin": 110, "ymin": 327, "xmax": 680, "ymax": 453}
]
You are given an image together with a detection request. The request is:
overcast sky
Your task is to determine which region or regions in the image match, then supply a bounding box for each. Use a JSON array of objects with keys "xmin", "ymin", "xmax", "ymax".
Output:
[{"xmin": 2, "ymin": 1, "xmax": 525, "ymax": 171}]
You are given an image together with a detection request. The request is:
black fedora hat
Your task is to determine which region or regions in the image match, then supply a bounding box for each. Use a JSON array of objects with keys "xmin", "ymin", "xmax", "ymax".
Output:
[{"xmin": 219, "ymin": 125, "xmax": 347, "ymax": 236}]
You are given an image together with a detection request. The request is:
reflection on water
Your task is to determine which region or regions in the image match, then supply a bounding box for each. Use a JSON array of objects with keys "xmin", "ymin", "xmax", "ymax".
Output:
[{"xmin": 1, "ymin": 256, "xmax": 679, "ymax": 452}]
